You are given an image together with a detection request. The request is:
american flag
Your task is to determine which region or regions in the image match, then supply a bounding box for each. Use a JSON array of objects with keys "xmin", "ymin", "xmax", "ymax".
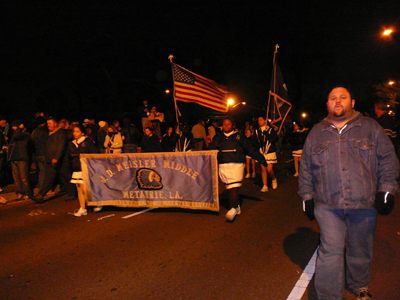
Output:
[{"xmin": 172, "ymin": 63, "xmax": 228, "ymax": 113}]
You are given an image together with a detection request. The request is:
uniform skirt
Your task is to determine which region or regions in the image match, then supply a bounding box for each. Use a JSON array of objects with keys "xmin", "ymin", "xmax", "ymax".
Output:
[
  {"xmin": 292, "ymin": 149, "xmax": 303, "ymax": 157},
  {"xmin": 261, "ymin": 151, "xmax": 277, "ymax": 164},
  {"xmin": 219, "ymin": 163, "xmax": 245, "ymax": 189},
  {"xmin": 71, "ymin": 171, "xmax": 83, "ymax": 184}
]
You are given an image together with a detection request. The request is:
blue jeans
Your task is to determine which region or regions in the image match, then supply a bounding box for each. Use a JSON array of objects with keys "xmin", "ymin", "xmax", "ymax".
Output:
[{"xmin": 314, "ymin": 206, "xmax": 377, "ymax": 299}]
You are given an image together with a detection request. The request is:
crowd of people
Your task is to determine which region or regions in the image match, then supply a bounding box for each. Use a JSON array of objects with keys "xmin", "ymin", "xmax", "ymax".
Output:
[
  {"xmin": 0, "ymin": 106, "xmax": 309, "ymax": 210},
  {"xmin": 1, "ymin": 85, "xmax": 400, "ymax": 299}
]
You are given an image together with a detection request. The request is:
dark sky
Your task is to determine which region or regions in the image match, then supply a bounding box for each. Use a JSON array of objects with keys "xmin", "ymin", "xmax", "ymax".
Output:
[{"xmin": 1, "ymin": 1, "xmax": 399, "ymax": 124}]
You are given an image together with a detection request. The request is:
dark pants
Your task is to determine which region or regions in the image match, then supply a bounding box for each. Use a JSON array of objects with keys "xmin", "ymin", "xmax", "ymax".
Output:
[
  {"xmin": 123, "ymin": 143, "xmax": 138, "ymax": 153},
  {"xmin": 11, "ymin": 161, "xmax": 31, "ymax": 195},
  {"xmin": 38, "ymin": 161, "xmax": 76, "ymax": 197},
  {"xmin": 194, "ymin": 139, "xmax": 204, "ymax": 151},
  {"xmin": 35, "ymin": 155, "xmax": 46, "ymax": 190}
]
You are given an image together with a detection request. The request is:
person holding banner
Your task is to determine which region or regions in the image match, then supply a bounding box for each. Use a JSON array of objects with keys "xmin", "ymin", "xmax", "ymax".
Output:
[
  {"xmin": 208, "ymin": 117, "xmax": 268, "ymax": 222},
  {"xmin": 67, "ymin": 124, "xmax": 99, "ymax": 216},
  {"xmin": 253, "ymin": 116, "xmax": 279, "ymax": 192}
]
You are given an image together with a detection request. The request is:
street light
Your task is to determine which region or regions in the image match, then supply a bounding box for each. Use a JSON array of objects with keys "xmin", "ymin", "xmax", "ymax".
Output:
[
  {"xmin": 232, "ymin": 102, "xmax": 246, "ymax": 108},
  {"xmin": 383, "ymin": 29, "xmax": 393, "ymax": 36},
  {"xmin": 228, "ymin": 99, "xmax": 235, "ymax": 106},
  {"xmin": 381, "ymin": 26, "xmax": 396, "ymax": 40}
]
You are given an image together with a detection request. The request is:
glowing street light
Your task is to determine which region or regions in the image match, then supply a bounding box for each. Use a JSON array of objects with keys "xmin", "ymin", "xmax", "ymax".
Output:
[
  {"xmin": 227, "ymin": 98, "xmax": 235, "ymax": 106},
  {"xmin": 232, "ymin": 102, "xmax": 246, "ymax": 108},
  {"xmin": 388, "ymin": 81, "xmax": 395, "ymax": 86},
  {"xmin": 301, "ymin": 112, "xmax": 308, "ymax": 119},
  {"xmin": 383, "ymin": 29, "xmax": 393, "ymax": 36}
]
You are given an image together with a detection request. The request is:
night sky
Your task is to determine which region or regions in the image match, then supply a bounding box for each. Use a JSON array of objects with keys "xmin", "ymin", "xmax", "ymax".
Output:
[{"xmin": 1, "ymin": 1, "xmax": 399, "ymax": 126}]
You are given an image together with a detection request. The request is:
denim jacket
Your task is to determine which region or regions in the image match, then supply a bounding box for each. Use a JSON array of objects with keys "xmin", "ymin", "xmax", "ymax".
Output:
[{"xmin": 299, "ymin": 111, "xmax": 399, "ymax": 209}]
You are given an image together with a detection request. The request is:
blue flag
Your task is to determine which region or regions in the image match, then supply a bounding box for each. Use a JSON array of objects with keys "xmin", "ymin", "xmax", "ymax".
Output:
[{"xmin": 267, "ymin": 54, "xmax": 292, "ymax": 134}]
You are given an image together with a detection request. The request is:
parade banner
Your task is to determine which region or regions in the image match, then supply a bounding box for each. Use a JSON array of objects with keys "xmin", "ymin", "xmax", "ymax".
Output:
[{"xmin": 80, "ymin": 151, "xmax": 219, "ymax": 212}]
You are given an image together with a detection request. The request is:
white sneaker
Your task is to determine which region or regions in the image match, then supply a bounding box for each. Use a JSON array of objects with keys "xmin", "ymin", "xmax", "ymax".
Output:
[
  {"xmin": 225, "ymin": 205, "xmax": 241, "ymax": 221},
  {"xmin": 272, "ymin": 179, "xmax": 278, "ymax": 189},
  {"xmin": 245, "ymin": 173, "xmax": 250, "ymax": 178},
  {"xmin": 74, "ymin": 207, "xmax": 87, "ymax": 217},
  {"xmin": 93, "ymin": 206, "xmax": 103, "ymax": 212},
  {"xmin": 294, "ymin": 173, "xmax": 299, "ymax": 177},
  {"xmin": 261, "ymin": 185, "xmax": 268, "ymax": 192}
]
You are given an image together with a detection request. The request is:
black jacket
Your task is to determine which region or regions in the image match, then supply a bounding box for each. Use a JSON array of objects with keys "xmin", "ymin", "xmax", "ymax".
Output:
[
  {"xmin": 252, "ymin": 126, "xmax": 278, "ymax": 154},
  {"xmin": 7, "ymin": 128, "xmax": 31, "ymax": 162},
  {"xmin": 68, "ymin": 137, "xmax": 98, "ymax": 172},
  {"xmin": 140, "ymin": 134, "xmax": 163, "ymax": 153},
  {"xmin": 45, "ymin": 128, "xmax": 68, "ymax": 163},
  {"xmin": 208, "ymin": 131, "xmax": 267, "ymax": 165},
  {"xmin": 289, "ymin": 130, "xmax": 308, "ymax": 151},
  {"xmin": 31, "ymin": 125, "xmax": 49, "ymax": 157},
  {"xmin": 121, "ymin": 124, "xmax": 141, "ymax": 145}
]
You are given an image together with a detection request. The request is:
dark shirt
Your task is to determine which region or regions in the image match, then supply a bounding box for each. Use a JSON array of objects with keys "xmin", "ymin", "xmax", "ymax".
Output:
[
  {"xmin": 31, "ymin": 125, "xmax": 49, "ymax": 157},
  {"xmin": 141, "ymin": 134, "xmax": 162, "ymax": 153},
  {"xmin": 121, "ymin": 124, "xmax": 141, "ymax": 145}
]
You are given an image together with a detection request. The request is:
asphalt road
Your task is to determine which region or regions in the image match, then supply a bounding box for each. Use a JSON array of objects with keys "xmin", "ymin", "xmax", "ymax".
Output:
[{"xmin": 1, "ymin": 152, "xmax": 399, "ymax": 300}]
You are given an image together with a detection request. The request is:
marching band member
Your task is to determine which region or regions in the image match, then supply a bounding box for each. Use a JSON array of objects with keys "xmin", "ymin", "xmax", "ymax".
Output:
[{"xmin": 208, "ymin": 117, "xmax": 268, "ymax": 222}]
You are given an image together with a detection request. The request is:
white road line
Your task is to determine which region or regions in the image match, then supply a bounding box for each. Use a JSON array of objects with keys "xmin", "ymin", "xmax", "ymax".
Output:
[
  {"xmin": 287, "ymin": 246, "xmax": 318, "ymax": 300},
  {"xmin": 122, "ymin": 208, "xmax": 155, "ymax": 219}
]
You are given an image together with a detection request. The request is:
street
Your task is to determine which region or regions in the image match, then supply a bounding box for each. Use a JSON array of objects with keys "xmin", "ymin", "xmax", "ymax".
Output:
[{"xmin": 1, "ymin": 151, "xmax": 399, "ymax": 300}]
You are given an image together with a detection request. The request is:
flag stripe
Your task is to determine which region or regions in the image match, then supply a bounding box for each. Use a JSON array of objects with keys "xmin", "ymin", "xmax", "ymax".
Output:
[{"xmin": 172, "ymin": 63, "xmax": 228, "ymax": 112}]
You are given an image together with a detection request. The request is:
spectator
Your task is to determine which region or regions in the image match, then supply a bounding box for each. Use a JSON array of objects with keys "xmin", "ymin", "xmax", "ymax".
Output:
[
  {"xmin": 104, "ymin": 125, "xmax": 123, "ymax": 154},
  {"xmin": 137, "ymin": 100, "xmax": 151, "ymax": 130},
  {"xmin": 31, "ymin": 116, "xmax": 48, "ymax": 191},
  {"xmin": 58, "ymin": 118, "xmax": 73, "ymax": 141},
  {"xmin": 174, "ymin": 123, "xmax": 194, "ymax": 152},
  {"xmin": 0, "ymin": 116, "xmax": 9, "ymax": 192},
  {"xmin": 140, "ymin": 127, "xmax": 162, "ymax": 153},
  {"xmin": 191, "ymin": 119, "xmax": 207, "ymax": 150},
  {"xmin": 161, "ymin": 126, "xmax": 178, "ymax": 152},
  {"xmin": 121, "ymin": 118, "xmax": 141, "ymax": 153},
  {"xmin": 97, "ymin": 121, "xmax": 108, "ymax": 153},
  {"xmin": 32, "ymin": 118, "xmax": 76, "ymax": 204},
  {"xmin": 7, "ymin": 120, "xmax": 32, "ymax": 200},
  {"xmin": 147, "ymin": 106, "xmax": 164, "ymax": 139},
  {"xmin": 374, "ymin": 100, "xmax": 398, "ymax": 150}
]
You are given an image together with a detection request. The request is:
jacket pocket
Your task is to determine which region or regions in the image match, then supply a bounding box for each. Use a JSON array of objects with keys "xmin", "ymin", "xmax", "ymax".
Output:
[
  {"xmin": 354, "ymin": 139, "xmax": 373, "ymax": 164},
  {"xmin": 311, "ymin": 143, "xmax": 328, "ymax": 167}
]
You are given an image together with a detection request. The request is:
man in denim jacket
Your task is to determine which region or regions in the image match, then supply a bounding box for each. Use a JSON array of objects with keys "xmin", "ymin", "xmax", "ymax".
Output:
[{"xmin": 299, "ymin": 86, "xmax": 399, "ymax": 300}]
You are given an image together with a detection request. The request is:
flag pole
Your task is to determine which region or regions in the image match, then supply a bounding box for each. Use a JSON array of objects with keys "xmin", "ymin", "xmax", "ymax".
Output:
[
  {"xmin": 272, "ymin": 44, "xmax": 279, "ymax": 122},
  {"xmin": 168, "ymin": 54, "xmax": 180, "ymax": 126},
  {"xmin": 266, "ymin": 44, "xmax": 279, "ymax": 122}
]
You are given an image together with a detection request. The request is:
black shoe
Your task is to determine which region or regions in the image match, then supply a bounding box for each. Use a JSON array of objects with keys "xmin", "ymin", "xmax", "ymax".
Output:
[{"xmin": 31, "ymin": 194, "xmax": 44, "ymax": 204}]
